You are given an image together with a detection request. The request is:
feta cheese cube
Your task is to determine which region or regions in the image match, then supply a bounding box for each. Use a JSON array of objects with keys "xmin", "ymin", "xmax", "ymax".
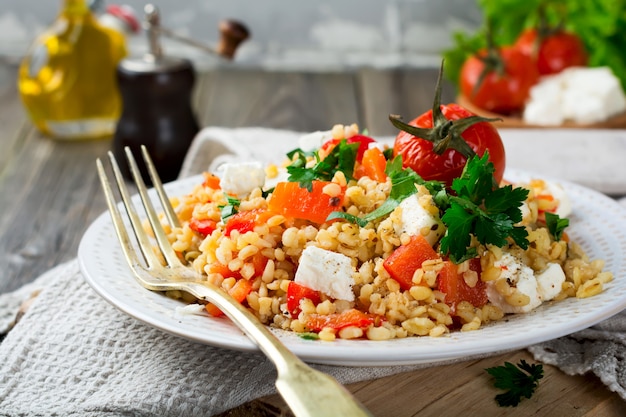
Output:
[
  {"xmin": 536, "ymin": 263, "xmax": 565, "ymax": 301},
  {"xmin": 295, "ymin": 246, "xmax": 355, "ymax": 301},
  {"xmin": 486, "ymin": 252, "xmax": 542, "ymax": 314},
  {"xmin": 219, "ymin": 161, "xmax": 266, "ymax": 197},
  {"xmin": 393, "ymin": 193, "xmax": 444, "ymax": 246}
]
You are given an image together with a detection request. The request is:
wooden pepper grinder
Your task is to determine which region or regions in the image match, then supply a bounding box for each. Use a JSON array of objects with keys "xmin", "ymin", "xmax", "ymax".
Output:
[{"xmin": 112, "ymin": 4, "xmax": 249, "ymax": 183}]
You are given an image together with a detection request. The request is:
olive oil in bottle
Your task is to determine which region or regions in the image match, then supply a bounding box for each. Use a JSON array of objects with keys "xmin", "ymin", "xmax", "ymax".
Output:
[{"xmin": 17, "ymin": 0, "xmax": 127, "ymax": 140}]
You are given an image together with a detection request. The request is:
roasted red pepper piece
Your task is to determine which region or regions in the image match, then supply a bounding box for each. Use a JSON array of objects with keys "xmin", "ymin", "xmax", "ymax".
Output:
[
  {"xmin": 305, "ymin": 309, "xmax": 376, "ymax": 332},
  {"xmin": 383, "ymin": 234, "xmax": 440, "ymax": 291},
  {"xmin": 286, "ymin": 281, "xmax": 321, "ymax": 318},
  {"xmin": 268, "ymin": 181, "xmax": 345, "ymax": 224},
  {"xmin": 189, "ymin": 218, "xmax": 217, "ymax": 236},
  {"xmin": 437, "ymin": 258, "xmax": 487, "ymax": 313}
]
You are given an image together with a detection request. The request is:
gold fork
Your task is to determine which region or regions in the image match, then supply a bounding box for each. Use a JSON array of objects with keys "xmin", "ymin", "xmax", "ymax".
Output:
[{"xmin": 96, "ymin": 146, "xmax": 373, "ymax": 417}]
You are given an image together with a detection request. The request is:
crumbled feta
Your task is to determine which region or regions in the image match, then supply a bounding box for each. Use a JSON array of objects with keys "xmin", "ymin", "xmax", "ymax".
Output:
[
  {"xmin": 294, "ymin": 246, "xmax": 355, "ymax": 301},
  {"xmin": 298, "ymin": 130, "xmax": 333, "ymax": 152},
  {"xmin": 174, "ymin": 303, "xmax": 207, "ymax": 316},
  {"xmin": 219, "ymin": 161, "xmax": 266, "ymax": 197},
  {"xmin": 536, "ymin": 263, "xmax": 566, "ymax": 301},
  {"xmin": 393, "ymin": 193, "xmax": 444, "ymax": 246},
  {"xmin": 524, "ymin": 66, "xmax": 626, "ymax": 125},
  {"xmin": 485, "ymin": 252, "xmax": 542, "ymax": 314}
]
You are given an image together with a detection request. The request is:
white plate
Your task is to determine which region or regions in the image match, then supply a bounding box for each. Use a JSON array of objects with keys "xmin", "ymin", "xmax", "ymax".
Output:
[{"xmin": 78, "ymin": 169, "xmax": 626, "ymax": 366}]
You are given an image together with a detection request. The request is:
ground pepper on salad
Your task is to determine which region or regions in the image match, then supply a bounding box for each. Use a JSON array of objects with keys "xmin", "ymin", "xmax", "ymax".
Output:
[{"xmin": 157, "ymin": 119, "xmax": 612, "ymax": 342}]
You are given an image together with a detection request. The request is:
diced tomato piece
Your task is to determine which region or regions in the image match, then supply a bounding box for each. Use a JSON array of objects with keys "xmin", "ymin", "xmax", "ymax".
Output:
[
  {"xmin": 224, "ymin": 209, "xmax": 272, "ymax": 237},
  {"xmin": 383, "ymin": 235, "xmax": 440, "ymax": 291},
  {"xmin": 354, "ymin": 147, "xmax": 387, "ymax": 182},
  {"xmin": 202, "ymin": 173, "xmax": 221, "ymax": 189},
  {"xmin": 305, "ymin": 309, "xmax": 376, "ymax": 332},
  {"xmin": 268, "ymin": 181, "xmax": 345, "ymax": 224},
  {"xmin": 348, "ymin": 134, "xmax": 376, "ymax": 161},
  {"xmin": 437, "ymin": 258, "xmax": 487, "ymax": 313},
  {"xmin": 189, "ymin": 218, "xmax": 217, "ymax": 236},
  {"xmin": 205, "ymin": 278, "xmax": 253, "ymax": 317},
  {"xmin": 287, "ymin": 281, "xmax": 321, "ymax": 318}
]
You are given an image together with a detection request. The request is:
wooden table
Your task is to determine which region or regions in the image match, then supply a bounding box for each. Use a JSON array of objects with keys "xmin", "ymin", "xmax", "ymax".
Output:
[{"xmin": 1, "ymin": 58, "xmax": 624, "ymax": 416}]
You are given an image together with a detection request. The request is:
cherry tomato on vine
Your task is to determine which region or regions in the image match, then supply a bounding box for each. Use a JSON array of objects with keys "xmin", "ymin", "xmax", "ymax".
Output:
[
  {"xmin": 515, "ymin": 28, "xmax": 587, "ymax": 76},
  {"xmin": 460, "ymin": 46, "xmax": 539, "ymax": 115},
  {"xmin": 392, "ymin": 104, "xmax": 506, "ymax": 187}
]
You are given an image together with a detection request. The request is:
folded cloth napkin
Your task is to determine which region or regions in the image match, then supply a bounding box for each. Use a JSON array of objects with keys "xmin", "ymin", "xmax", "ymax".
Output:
[
  {"xmin": 0, "ymin": 260, "xmax": 465, "ymax": 416},
  {"xmin": 1, "ymin": 127, "xmax": 625, "ymax": 416}
]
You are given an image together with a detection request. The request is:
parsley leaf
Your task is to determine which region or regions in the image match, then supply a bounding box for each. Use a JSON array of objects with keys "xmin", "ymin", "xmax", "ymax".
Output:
[
  {"xmin": 286, "ymin": 140, "xmax": 360, "ymax": 191},
  {"xmin": 486, "ymin": 360, "xmax": 544, "ymax": 407},
  {"xmin": 439, "ymin": 152, "xmax": 529, "ymax": 263},
  {"xmin": 545, "ymin": 212, "xmax": 569, "ymax": 241},
  {"xmin": 219, "ymin": 196, "xmax": 241, "ymax": 221},
  {"xmin": 298, "ymin": 332, "xmax": 320, "ymax": 341}
]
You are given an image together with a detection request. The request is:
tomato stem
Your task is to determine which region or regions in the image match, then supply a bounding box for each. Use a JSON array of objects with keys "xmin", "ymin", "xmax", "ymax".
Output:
[{"xmin": 389, "ymin": 61, "xmax": 500, "ymax": 160}]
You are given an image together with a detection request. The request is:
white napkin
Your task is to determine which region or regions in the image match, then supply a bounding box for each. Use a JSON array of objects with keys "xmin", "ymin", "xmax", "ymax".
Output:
[{"xmin": 0, "ymin": 260, "xmax": 459, "ymax": 416}]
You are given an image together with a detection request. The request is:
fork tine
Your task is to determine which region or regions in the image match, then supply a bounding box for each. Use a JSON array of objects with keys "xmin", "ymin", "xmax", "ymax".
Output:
[
  {"xmin": 97, "ymin": 158, "xmax": 155, "ymax": 270},
  {"xmin": 124, "ymin": 147, "xmax": 182, "ymax": 268},
  {"xmin": 105, "ymin": 152, "xmax": 162, "ymax": 269},
  {"xmin": 140, "ymin": 145, "xmax": 180, "ymax": 229}
]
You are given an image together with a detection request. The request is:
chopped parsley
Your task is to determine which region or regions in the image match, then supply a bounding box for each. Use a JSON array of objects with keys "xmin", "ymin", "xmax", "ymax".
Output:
[
  {"xmin": 486, "ymin": 360, "xmax": 544, "ymax": 407},
  {"xmin": 286, "ymin": 140, "xmax": 360, "ymax": 191},
  {"xmin": 439, "ymin": 152, "xmax": 529, "ymax": 263},
  {"xmin": 545, "ymin": 212, "xmax": 569, "ymax": 241},
  {"xmin": 298, "ymin": 332, "xmax": 320, "ymax": 341},
  {"xmin": 219, "ymin": 196, "xmax": 241, "ymax": 221}
]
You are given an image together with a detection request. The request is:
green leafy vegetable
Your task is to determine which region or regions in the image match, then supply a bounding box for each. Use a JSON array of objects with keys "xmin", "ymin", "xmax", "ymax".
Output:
[
  {"xmin": 545, "ymin": 212, "xmax": 569, "ymax": 241},
  {"xmin": 219, "ymin": 196, "xmax": 241, "ymax": 221},
  {"xmin": 286, "ymin": 140, "xmax": 360, "ymax": 191},
  {"xmin": 439, "ymin": 152, "xmax": 529, "ymax": 263},
  {"xmin": 298, "ymin": 332, "xmax": 320, "ymax": 341},
  {"xmin": 442, "ymin": 0, "xmax": 626, "ymax": 93},
  {"xmin": 486, "ymin": 360, "xmax": 544, "ymax": 407}
]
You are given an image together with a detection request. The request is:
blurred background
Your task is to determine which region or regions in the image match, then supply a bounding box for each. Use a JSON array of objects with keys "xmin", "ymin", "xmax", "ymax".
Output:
[{"xmin": 0, "ymin": 0, "xmax": 481, "ymax": 70}]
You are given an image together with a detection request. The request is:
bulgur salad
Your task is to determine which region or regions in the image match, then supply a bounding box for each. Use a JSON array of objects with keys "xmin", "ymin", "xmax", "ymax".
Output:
[{"xmin": 158, "ymin": 121, "xmax": 613, "ymax": 342}]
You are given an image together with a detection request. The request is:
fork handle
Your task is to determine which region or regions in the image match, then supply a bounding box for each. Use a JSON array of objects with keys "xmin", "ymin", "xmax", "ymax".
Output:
[{"xmin": 183, "ymin": 282, "xmax": 373, "ymax": 417}]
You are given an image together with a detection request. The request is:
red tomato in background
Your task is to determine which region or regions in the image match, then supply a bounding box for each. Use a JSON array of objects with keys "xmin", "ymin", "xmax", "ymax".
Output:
[
  {"xmin": 460, "ymin": 46, "xmax": 539, "ymax": 115},
  {"xmin": 515, "ymin": 28, "xmax": 587, "ymax": 75},
  {"xmin": 393, "ymin": 104, "xmax": 505, "ymax": 186}
]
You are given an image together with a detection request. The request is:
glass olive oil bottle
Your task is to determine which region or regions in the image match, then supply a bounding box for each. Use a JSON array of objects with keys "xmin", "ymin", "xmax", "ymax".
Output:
[{"xmin": 18, "ymin": 0, "xmax": 127, "ymax": 140}]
